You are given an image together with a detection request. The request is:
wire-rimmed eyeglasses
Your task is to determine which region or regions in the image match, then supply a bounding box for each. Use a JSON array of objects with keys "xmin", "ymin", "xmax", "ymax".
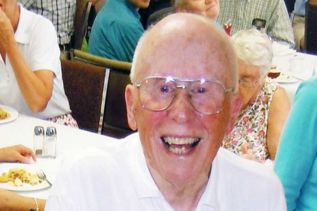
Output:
[{"xmin": 133, "ymin": 76, "xmax": 235, "ymax": 115}]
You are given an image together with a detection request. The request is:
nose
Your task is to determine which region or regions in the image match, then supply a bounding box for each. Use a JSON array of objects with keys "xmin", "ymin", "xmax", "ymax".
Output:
[{"xmin": 167, "ymin": 90, "xmax": 196, "ymax": 123}]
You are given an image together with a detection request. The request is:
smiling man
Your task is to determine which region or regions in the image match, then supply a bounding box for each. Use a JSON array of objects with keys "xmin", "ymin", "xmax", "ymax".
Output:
[{"xmin": 46, "ymin": 13, "xmax": 286, "ymax": 211}]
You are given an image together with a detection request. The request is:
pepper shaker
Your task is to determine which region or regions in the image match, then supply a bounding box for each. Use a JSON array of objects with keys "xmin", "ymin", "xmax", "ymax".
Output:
[{"xmin": 43, "ymin": 126, "xmax": 57, "ymax": 158}]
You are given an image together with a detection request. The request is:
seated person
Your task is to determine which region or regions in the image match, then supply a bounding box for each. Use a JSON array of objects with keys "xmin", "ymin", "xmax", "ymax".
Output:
[
  {"xmin": 89, "ymin": 0, "xmax": 106, "ymax": 11},
  {"xmin": 0, "ymin": 1, "xmax": 77, "ymax": 127},
  {"xmin": 175, "ymin": 0, "xmax": 219, "ymax": 20},
  {"xmin": 20, "ymin": 0, "xmax": 76, "ymax": 59},
  {"xmin": 222, "ymin": 29, "xmax": 290, "ymax": 162},
  {"xmin": 292, "ymin": 0, "xmax": 307, "ymax": 50},
  {"xmin": 147, "ymin": 0, "xmax": 219, "ymax": 27},
  {"xmin": 274, "ymin": 77, "xmax": 317, "ymax": 210},
  {"xmin": 45, "ymin": 14, "xmax": 286, "ymax": 210},
  {"xmin": 217, "ymin": 0, "xmax": 295, "ymax": 46},
  {"xmin": 0, "ymin": 145, "xmax": 45, "ymax": 211},
  {"xmin": 139, "ymin": 0, "xmax": 173, "ymax": 28},
  {"xmin": 88, "ymin": 0, "xmax": 150, "ymax": 62}
]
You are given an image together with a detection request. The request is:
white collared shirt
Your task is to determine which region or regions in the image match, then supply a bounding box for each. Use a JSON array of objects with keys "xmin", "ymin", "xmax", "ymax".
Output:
[
  {"xmin": 46, "ymin": 133, "xmax": 286, "ymax": 211},
  {"xmin": 0, "ymin": 5, "xmax": 71, "ymax": 118}
]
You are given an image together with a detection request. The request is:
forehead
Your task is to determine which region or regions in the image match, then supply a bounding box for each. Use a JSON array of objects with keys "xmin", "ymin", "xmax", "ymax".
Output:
[
  {"xmin": 136, "ymin": 33, "xmax": 231, "ymax": 82},
  {"xmin": 238, "ymin": 61, "xmax": 261, "ymax": 78}
]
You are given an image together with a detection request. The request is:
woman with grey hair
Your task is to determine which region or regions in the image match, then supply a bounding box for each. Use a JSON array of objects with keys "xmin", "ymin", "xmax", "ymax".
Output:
[{"xmin": 222, "ymin": 29, "xmax": 290, "ymax": 162}]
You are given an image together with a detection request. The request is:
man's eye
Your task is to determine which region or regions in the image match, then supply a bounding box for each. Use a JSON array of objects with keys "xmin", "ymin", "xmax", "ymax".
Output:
[
  {"xmin": 193, "ymin": 87, "xmax": 207, "ymax": 94},
  {"xmin": 160, "ymin": 85, "xmax": 171, "ymax": 93}
]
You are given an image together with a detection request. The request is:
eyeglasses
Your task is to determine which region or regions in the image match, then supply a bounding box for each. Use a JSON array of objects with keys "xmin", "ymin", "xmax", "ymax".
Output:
[
  {"xmin": 134, "ymin": 76, "xmax": 235, "ymax": 115},
  {"xmin": 238, "ymin": 78, "xmax": 261, "ymax": 88}
]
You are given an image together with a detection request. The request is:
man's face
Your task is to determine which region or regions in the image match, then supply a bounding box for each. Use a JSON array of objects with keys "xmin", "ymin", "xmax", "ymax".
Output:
[
  {"xmin": 205, "ymin": 0, "xmax": 219, "ymax": 20},
  {"xmin": 126, "ymin": 20, "xmax": 238, "ymax": 185},
  {"xmin": 128, "ymin": 0, "xmax": 150, "ymax": 9},
  {"xmin": 179, "ymin": 0, "xmax": 206, "ymax": 15}
]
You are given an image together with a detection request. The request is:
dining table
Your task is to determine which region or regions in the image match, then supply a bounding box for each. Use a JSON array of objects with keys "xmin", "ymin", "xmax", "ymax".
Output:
[
  {"xmin": 271, "ymin": 42, "xmax": 317, "ymax": 103},
  {"xmin": 0, "ymin": 113, "xmax": 122, "ymax": 200}
]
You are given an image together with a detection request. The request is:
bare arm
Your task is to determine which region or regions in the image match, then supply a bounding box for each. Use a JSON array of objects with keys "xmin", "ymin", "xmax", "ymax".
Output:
[
  {"xmin": 0, "ymin": 189, "xmax": 45, "ymax": 211},
  {"xmin": 267, "ymin": 87, "xmax": 291, "ymax": 160},
  {"xmin": 0, "ymin": 8, "xmax": 53, "ymax": 112}
]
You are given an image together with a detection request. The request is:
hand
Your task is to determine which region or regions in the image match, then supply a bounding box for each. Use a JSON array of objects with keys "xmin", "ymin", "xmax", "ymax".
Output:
[
  {"xmin": 0, "ymin": 145, "xmax": 36, "ymax": 163},
  {"xmin": 0, "ymin": 7, "xmax": 15, "ymax": 50}
]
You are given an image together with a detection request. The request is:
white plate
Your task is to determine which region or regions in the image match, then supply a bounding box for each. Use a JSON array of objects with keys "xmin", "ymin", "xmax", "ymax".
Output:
[
  {"xmin": 0, "ymin": 105, "xmax": 18, "ymax": 124},
  {"xmin": 275, "ymin": 73, "xmax": 299, "ymax": 84},
  {"xmin": 0, "ymin": 163, "xmax": 50, "ymax": 192}
]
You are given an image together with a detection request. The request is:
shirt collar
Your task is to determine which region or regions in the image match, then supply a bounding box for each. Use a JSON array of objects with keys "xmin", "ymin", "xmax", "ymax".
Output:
[
  {"xmin": 15, "ymin": 4, "xmax": 31, "ymax": 45},
  {"xmin": 196, "ymin": 151, "xmax": 221, "ymax": 209},
  {"xmin": 128, "ymin": 133, "xmax": 162, "ymax": 199},
  {"xmin": 129, "ymin": 133, "xmax": 221, "ymax": 209}
]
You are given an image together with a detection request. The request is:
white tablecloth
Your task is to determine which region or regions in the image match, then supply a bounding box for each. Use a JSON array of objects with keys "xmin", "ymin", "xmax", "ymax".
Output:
[
  {"xmin": 272, "ymin": 43, "xmax": 317, "ymax": 102},
  {"xmin": 0, "ymin": 114, "xmax": 122, "ymax": 199}
]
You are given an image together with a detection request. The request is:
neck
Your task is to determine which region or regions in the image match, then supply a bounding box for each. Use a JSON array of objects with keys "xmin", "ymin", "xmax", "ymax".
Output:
[{"xmin": 149, "ymin": 166, "xmax": 210, "ymax": 211}]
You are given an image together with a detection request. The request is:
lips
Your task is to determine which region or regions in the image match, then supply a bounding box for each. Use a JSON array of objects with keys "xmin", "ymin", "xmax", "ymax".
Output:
[{"xmin": 162, "ymin": 136, "xmax": 200, "ymax": 155}]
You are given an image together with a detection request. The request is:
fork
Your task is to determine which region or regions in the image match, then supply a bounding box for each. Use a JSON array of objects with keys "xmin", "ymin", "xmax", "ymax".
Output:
[{"xmin": 37, "ymin": 170, "xmax": 52, "ymax": 187}]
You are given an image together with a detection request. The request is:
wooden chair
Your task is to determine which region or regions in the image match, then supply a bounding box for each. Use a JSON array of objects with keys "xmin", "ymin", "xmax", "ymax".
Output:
[
  {"xmin": 70, "ymin": 49, "xmax": 134, "ymax": 138},
  {"xmin": 101, "ymin": 67, "xmax": 134, "ymax": 138},
  {"xmin": 72, "ymin": 0, "xmax": 92, "ymax": 49},
  {"xmin": 71, "ymin": 49, "xmax": 132, "ymax": 70},
  {"xmin": 61, "ymin": 59, "xmax": 105, "ymax": 132}
]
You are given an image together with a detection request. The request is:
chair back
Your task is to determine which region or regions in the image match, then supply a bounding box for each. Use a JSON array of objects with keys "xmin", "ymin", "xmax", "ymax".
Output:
[
  {"xmin": 70, "ymin": 49, "xmax": 134, "ymax": 138},
  {"xmin": 71, "ymin": 49, "xmax": 132, "ymax": 70},
  {"xmin": 101, "ymin": 67, "xmax": 134, "ymax": 138},
  {"xmin": 61, "ymin": 59, "xmax": 105, "ymax": 132},
  {"xmin": 72, "ymin": 0, "xmax": 92, "ymax": 49}
]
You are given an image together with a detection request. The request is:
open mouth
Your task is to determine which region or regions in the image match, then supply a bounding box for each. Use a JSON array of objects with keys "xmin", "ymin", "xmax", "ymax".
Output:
[{"xmin": 162, "ymin": 136, "xmax": 200, "ymax": 155}]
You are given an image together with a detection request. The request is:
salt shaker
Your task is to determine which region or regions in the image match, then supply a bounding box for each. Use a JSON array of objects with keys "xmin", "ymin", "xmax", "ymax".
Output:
[
  {"xmin": 33, "ymin": 126, "xmax": 44, "ymax": 156},
  {"xmin": 43, "ymin": 126, "xmax": 57, "ymax": 158}
]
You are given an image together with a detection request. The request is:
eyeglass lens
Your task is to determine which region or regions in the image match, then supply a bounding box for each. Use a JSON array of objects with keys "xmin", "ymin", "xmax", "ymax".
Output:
[{"xmin": 138, "ymin": 77, "xmax": 226, "ymax": 115}]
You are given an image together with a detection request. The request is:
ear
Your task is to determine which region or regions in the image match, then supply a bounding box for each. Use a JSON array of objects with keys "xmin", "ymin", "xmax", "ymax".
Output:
[
  {"xmin": 225, "ymin": 93, "xmax": 242, "ymax": 134},
  {"xmin": 125, "ymin": 85, "xmax": 138, "ymax": 131}
]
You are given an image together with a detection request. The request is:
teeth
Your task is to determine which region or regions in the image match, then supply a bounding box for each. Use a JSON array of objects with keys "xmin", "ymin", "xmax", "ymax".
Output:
[
  {"xmin": 169, "ymin": 146, "xmax": 186, "ymax": 155},
  {"xmin": 164, "ymin": 137, "xmax": 198, "ymax": 145}
]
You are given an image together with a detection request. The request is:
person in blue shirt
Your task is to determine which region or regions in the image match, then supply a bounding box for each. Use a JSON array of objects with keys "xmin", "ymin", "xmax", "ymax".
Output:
[
  {"xmin": 274, "ymin": 77, "xmax": 317, "ymax": 210},
  {"xmin": 88, "ymin": 0, "xmax": 150, "ymax": 62}
]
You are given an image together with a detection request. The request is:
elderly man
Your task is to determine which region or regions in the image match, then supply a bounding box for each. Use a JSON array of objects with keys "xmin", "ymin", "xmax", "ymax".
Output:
[
  {"xmin": 88, "ymin": 0, "xmax": 150, "ymax": 62},
  {"xmin": 45, "ymin": 13, "xmax": 286, "ymax": 210}
]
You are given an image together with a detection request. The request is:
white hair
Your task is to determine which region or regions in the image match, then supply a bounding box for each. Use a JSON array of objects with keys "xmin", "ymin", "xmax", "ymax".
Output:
[{"xmin": 231, "ymin": 29, "xmax": 273, "ymax": 76}]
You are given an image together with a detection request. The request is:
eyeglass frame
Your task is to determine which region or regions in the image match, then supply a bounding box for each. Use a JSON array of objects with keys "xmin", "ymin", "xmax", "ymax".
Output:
[{"xmin": 133, "ymin": 76, "xmax": 235, "ymax": 115}]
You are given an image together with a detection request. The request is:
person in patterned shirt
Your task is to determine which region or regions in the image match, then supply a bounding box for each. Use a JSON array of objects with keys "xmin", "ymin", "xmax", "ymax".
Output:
[
  {"xmin": 222, "ymin": 28, "xmax": 290, "ymax": 162},
  {"xmin": 217, "ymin": 0, "xmax": 295, "ymax": 47},
  {"xmin": 19, "ymin": 0, "xmax": 76, "ymax": 54}
]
